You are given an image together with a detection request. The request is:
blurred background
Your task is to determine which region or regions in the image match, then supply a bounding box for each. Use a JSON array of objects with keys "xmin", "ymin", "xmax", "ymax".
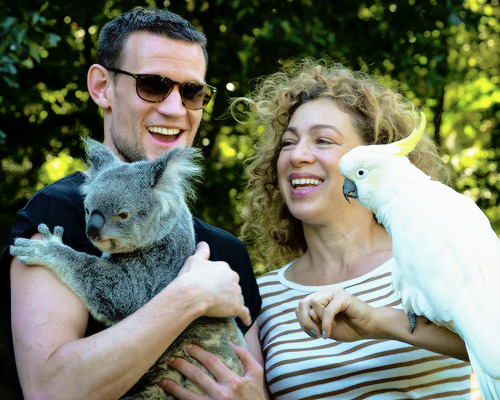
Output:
[{"xmin": 1, "ymin": 0, "xmax": 498, "ymax": 398}]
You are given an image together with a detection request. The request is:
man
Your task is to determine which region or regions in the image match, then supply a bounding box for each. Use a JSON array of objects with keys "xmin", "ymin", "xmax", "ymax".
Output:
[{"xmin": 0, "ymin": 8, "xmax": 261, "ymax": 399}]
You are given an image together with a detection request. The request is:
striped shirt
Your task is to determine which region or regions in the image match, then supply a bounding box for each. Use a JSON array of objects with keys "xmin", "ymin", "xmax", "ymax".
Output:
[{"xmin": 257, "ymin": 258, "xmax": 472, "ymax": 399}]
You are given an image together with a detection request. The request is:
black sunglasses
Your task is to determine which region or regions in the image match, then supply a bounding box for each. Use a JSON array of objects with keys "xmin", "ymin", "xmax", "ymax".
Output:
[{"xmin": 105, "ymin": 67, "xmax": 216, "ymax": 110}]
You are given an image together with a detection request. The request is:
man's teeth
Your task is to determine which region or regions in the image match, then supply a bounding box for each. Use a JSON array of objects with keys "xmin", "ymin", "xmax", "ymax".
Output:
[
  {"xmin": 148, "ymin": 127, "xmax": 181, "ymax": 136},
  {"xmin": 291, "ymin": 178, "xmax": 323, "ymax": 188}
]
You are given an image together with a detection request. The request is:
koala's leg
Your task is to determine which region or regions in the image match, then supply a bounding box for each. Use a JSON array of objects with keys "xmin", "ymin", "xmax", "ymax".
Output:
[{"xmin": 10, "ymin": 224, "xmax": 118, "ymax": 324}]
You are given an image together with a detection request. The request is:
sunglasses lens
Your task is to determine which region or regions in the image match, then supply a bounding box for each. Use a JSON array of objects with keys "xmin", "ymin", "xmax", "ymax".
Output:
[
  {"xmin": 137, "ymin": 75, "xmax": 174, "ymax": 102},
  {"xmin": 181, "ymin": 82, "xmax": 213, "ymax": 109},
  {"xmin": 133, "ymin": 73, "xmax": 213, "ymax": 109}
]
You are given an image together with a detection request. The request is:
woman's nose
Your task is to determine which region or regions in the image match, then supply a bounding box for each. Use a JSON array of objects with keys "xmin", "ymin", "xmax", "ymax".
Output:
[{"xmin": 289, "ymin": 142, "xmax": 314, "ymax": 166}]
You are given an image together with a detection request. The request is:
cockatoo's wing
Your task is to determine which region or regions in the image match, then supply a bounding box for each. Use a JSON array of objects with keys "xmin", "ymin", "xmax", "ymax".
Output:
[
  {"xmin": 387, "ymin": 179, "xmax": 500, "ymax": 397},
  {"xmin": 469, "ymin": 350, "xmax": 500, "ymax": 400}
]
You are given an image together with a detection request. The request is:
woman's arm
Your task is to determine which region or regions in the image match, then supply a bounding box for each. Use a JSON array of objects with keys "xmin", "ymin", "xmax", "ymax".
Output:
[
  {"xmin": 11, "ymin": 240, "xmax": 250, "ymax": 400},
  {"xmin": 243, "ymin": 322, "xmax": 266, "ymax": 368},
  {"xmin": 296, "ymin": 285, "xmax": 468, "ymax": 361}
]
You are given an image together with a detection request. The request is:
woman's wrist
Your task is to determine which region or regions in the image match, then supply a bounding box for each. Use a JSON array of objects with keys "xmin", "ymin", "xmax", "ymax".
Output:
[{"xmin": 368, "ymin": 306, "xmax": 410, "ymax": 341}]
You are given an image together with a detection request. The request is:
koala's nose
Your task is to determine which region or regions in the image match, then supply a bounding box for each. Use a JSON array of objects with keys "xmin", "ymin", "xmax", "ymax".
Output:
[{"xmin": 87, "ymin": 211, "xmax": 105, "ymax": 241}]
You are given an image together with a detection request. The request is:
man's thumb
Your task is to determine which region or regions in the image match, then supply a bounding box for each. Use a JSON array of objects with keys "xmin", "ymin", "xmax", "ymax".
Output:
[{"xmin": 194, "ymin": 241, "xmax": 210, "ymax": 260}]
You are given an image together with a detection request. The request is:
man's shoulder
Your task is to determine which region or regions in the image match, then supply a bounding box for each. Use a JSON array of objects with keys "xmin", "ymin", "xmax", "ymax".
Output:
[
  {"xmin": 36, "ymin": 171, "xmax": 86, "ymax": 199},
  {"xmin": 193, "ymin": 217, "xmax": 242, "ymax": 245},
  {"xmin": 192, "ymin": 217, "xmax": 250, "ymax": 264},
  {"xmin": 22, "ymin": 171, "xmax": 86, "ymax": 213}
]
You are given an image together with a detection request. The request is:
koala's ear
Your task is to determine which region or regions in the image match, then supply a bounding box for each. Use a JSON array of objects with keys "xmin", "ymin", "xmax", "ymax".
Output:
[
  {"xmin": 149, "ymin": 147, "xmax": 203, "ymax": 197},
  {"xmin": 82, "ymin": 137, "xmax": 120, "ymax": 172}
]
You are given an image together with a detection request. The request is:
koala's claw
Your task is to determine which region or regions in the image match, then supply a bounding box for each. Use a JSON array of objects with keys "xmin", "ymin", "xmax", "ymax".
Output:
[
  {"xmin": 10, "ymin": 224, "xmax": 65, "ymax": 266},
  {"xmin": 38, "ymin": 223, "xmax": 50, "ymax": 237},
  {"xmin": 38, "ymin": 223, "xmax": 64, "ymax": 241},
  {"xmin": 10, "ymin": 238, "xmax": 40, "ymax": 265},
  {"xmin": 54, "ymin": 225, "xmax": 64, "ymax": 238}
]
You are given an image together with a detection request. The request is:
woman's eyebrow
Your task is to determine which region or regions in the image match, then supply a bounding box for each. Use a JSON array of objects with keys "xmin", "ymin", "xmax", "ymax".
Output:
[{"xmin": 285, "ymin": 124, "xmax": 343, "ymax": 135}]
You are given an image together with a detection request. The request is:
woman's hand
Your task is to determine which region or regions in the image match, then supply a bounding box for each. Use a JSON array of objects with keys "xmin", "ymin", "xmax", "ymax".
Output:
[
  {"xmin": 296, "ymin": 286, "xmax": 377, "ymax": 341},
  {"xmin": 296, "ymin": 286, "xmax": 469, "ymax": 360},
  {"xmin": 159, "ymin": 343, "xmax": 267, "ymax": 400}
]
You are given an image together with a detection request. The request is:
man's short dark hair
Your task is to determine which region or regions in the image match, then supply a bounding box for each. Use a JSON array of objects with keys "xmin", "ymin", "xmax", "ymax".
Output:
[{"xmin": 97, "ymin": 8, "xmax": 208, "ymax": 69}]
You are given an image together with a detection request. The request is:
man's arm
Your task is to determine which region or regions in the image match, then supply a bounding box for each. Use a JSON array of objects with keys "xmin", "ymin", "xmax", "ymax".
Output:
[{"xmin": 11, "ymin": 239, "xmax": 249, "ymax": 400}]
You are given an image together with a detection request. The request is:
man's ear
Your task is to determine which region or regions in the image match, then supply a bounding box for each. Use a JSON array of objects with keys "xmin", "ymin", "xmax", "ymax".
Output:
[{"xmin": 88, "ymin": 64, "xmax": 113, "ymax": 110}]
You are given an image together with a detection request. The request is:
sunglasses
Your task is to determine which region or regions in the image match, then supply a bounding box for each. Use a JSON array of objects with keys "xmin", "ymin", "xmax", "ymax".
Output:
[{"xmin": 105, "ymin": 67, "xmax": 216, "ymax": 110}]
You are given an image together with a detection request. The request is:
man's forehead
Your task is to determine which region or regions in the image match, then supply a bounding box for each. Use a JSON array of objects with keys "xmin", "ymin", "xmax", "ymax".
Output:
[{"xmin": 122, "ymin": 32, "xmax": 206, "ymax": 74}]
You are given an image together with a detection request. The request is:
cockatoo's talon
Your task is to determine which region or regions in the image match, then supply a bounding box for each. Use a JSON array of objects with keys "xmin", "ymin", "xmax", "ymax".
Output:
[{"xmin": 409, "ymin": 312, "xmax": 417, "ymax": 334}]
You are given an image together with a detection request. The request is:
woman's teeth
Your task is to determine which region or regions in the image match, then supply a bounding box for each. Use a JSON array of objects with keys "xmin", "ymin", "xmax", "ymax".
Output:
[{"xmin": 291, "ymin": 178, "xmax": 323, "ymax": 188}]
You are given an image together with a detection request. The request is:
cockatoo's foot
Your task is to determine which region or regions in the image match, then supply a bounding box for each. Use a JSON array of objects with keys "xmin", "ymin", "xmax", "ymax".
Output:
[{"xmin": 408, "ymin": 312, "xmax": 417, "ymax": 334}]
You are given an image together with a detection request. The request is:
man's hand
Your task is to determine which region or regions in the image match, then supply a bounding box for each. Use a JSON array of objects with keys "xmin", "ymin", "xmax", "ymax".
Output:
[
  {"xmin": 159, "ymin": 343, "xmax": 267, "ymax": 400},
  {"xmin": 177, "ymin": 242, "xmax": 251, "ymax": 326},
  {"xmin": 296, "ymin": 286, "xmax": 377, "ymax": 341}
]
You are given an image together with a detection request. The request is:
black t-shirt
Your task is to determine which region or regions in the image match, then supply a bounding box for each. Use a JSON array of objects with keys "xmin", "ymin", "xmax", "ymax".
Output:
[{"xmin": 1, "ymin": 171, "xmax": 261, "ymax": 399}]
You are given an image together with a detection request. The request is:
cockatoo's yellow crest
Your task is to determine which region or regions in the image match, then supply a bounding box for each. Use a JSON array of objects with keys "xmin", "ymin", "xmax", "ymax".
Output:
[{"xmin": 394, "ymin": 112, "xmax": 426, "ymax": 156}]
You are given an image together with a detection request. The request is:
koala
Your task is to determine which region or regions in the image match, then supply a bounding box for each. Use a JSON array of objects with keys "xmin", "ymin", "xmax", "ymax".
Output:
[{"xmin": 10, "ymin": 138, "xmax": 246, "ymax": 400}]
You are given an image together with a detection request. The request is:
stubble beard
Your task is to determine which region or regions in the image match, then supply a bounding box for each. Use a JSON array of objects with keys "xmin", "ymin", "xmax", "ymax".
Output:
[{"xmin": 111, "ymin": 134, "xmax": 146, "ymax": 163}]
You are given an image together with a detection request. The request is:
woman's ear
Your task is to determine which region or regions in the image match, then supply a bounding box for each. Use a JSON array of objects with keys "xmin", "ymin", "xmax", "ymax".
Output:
[{"xmin": 87, "ymin": 64, "xmax": 113, "ymax": 110}]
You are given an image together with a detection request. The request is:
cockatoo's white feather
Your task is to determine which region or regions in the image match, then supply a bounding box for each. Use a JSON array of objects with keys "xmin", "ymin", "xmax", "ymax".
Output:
[{"xmin": 339, "ymin": 113, "xmax": 500, "ymax": 400}]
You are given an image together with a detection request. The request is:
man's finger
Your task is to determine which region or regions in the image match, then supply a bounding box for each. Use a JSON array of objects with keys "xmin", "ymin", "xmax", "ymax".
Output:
[
  {"xmin": 194, "ymin": 241, "xmax": 210, "ymax": 260},
  {"xmin": 238, "ymin": 305, "xmax": 252, "ymax": 327}
]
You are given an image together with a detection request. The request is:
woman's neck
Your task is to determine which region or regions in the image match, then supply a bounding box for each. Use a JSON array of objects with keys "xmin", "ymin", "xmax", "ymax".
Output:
[{"xmin": 285, "ymin": 217, "xmax": 393, "ymax": 286}]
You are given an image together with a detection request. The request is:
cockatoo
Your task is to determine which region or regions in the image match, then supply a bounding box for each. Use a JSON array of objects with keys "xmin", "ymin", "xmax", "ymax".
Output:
[{"xmin": 339, "ymin": 112, "xmax": 500, "ymax": 400}]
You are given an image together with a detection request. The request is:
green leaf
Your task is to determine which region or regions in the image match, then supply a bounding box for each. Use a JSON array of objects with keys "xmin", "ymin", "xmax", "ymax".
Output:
[
  {"xmin": 47, "ymin": 33, "xmax": 61, "ymax": 47},
  {"xmin": 28, "ymin": 41, "xmax": 41, "ymax": 63}
]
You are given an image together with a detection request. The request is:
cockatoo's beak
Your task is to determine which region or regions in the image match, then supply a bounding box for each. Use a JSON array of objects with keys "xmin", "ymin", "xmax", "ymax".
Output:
[{"xmin": 343, "ymin": 178, "xmax": 358, "ymax": 203}]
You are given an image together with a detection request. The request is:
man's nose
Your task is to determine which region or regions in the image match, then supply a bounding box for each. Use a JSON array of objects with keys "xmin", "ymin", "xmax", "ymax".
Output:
[{"xmin": 156, "ymin": 85, "xmax": 187, "ymax": 117}]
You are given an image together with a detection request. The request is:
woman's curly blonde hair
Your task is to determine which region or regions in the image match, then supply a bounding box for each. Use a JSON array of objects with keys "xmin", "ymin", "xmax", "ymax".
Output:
[{"xmin": 235, "ymin": 59, "xmax": 449, "ymax": 270}]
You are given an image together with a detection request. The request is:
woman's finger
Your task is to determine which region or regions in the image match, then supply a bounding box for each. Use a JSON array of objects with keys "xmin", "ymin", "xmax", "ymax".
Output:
[
  {"xmin": 160, "ymin": 377, "xmax": 206, "ymax": 400},
  {"xmin": 230, "ymin": 342, "xmax": 264, "ymax": 378},
  {"xmin": 296, "ymin": 301, "xmax": 320, "ymax": 338},
  {"xmin": 161, "ymin": 351, "xmax": 217, "ymax": 397},
  {"xmin": 184, "ymin": 344, "xmax": 237, "ymax": 383},
  {"xmin": 308, "ymin": 308, "xmax": 320, "ymax": 324}
]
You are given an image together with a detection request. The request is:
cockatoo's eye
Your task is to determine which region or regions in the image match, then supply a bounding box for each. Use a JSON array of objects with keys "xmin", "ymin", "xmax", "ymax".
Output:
[{"xmin": 356, "ymin": 168, "xmax": 368, "ymax": 179}]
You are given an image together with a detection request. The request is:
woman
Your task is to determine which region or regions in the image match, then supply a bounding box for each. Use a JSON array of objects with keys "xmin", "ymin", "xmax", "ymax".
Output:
[{"xmin": 161, "ymin": 59, "xmax": 472, "ymax": 399}]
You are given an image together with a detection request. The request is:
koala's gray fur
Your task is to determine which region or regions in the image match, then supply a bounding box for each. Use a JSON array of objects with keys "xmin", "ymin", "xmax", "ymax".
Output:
[{"xmin": 11, "ymin": 138, "xmax": 245, "ymax": 399}]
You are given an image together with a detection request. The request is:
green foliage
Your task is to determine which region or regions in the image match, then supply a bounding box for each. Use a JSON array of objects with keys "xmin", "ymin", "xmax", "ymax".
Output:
[
  {"xmin": 0, "ymin": 0, "xmax": 499, "ymax": 258},
  {"xmin": 0, "ymin": 2, "xmax": 61, "ymax": 89}
]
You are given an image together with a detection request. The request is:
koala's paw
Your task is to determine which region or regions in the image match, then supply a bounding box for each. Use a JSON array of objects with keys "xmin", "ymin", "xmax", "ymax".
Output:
[
  {"xmin": 10, "ymin": 224, "xmax": 65, "ymax": 266},
  {"xmin": 38, "ymin": 223, "xmax": 64, "ymax": 242}
]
